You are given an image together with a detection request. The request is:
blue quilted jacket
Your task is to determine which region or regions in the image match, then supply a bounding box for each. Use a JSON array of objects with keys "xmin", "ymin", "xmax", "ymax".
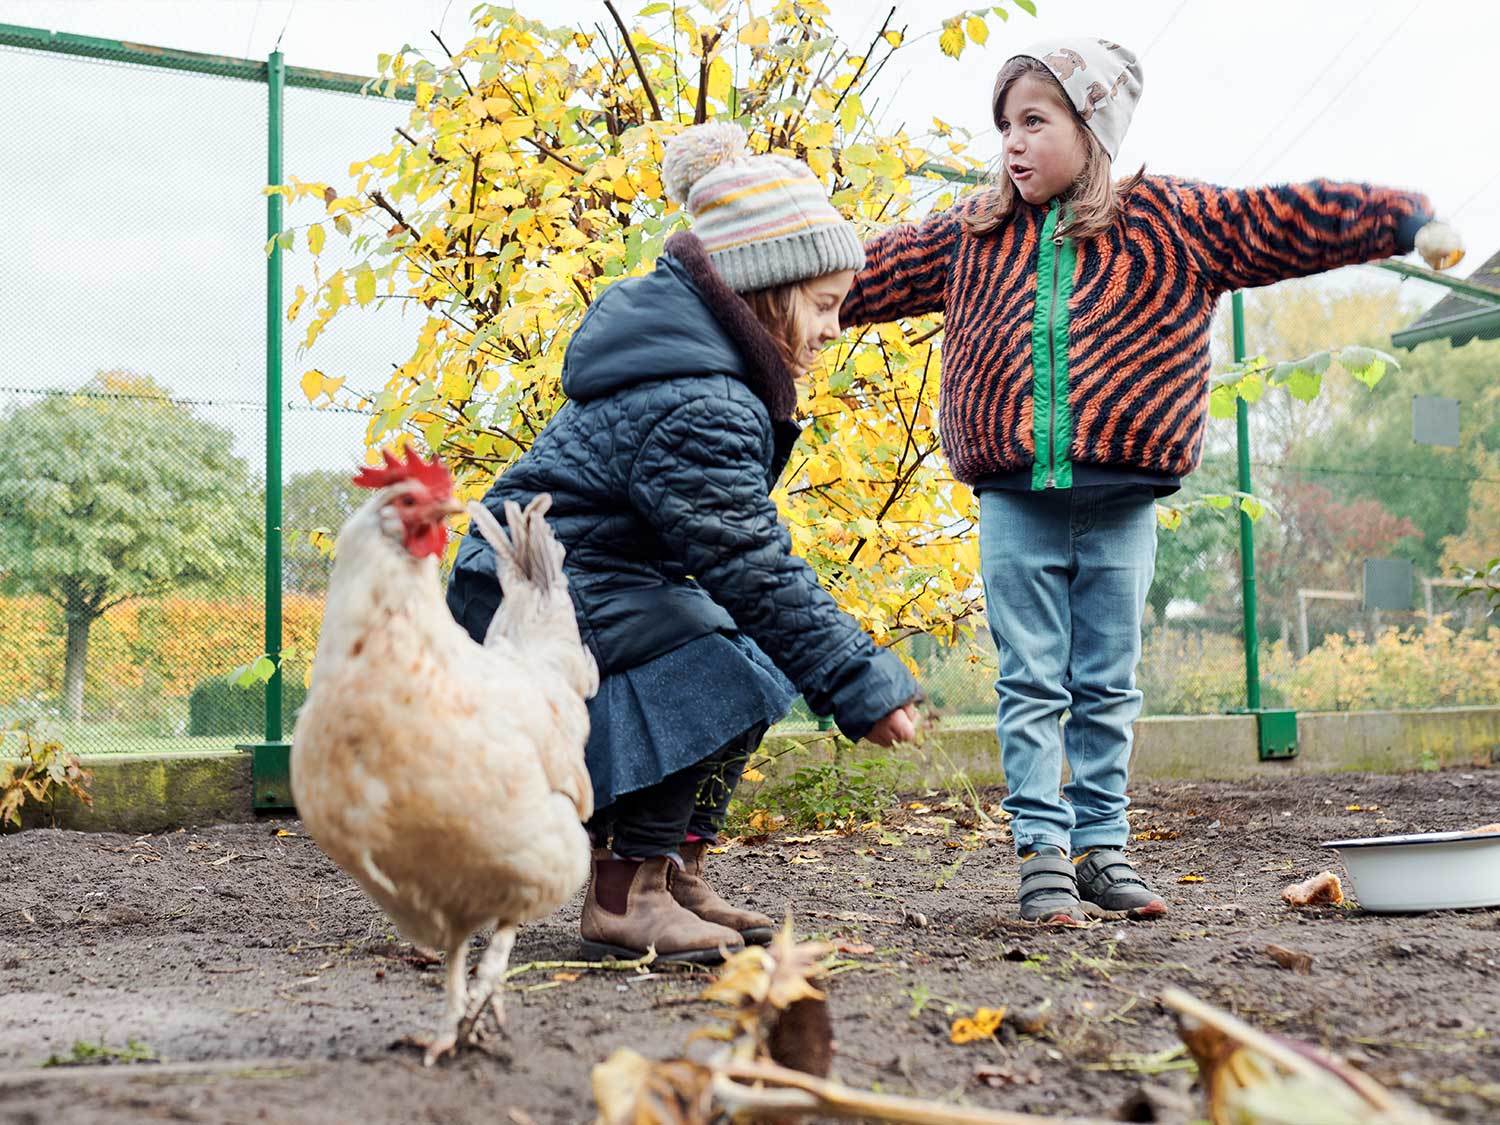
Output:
[{"xmin": 447, "ymin": 233, "xmax": 917, "ymax": 740}]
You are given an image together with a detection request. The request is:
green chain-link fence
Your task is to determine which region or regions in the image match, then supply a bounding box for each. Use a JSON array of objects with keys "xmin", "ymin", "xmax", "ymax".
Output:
[{"xmin": 2, "ymin": 25, "xmax": 1496, "ymax": 761}]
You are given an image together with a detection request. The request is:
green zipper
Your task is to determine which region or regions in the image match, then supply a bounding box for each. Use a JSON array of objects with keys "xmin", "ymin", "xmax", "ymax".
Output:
[{"xmin": 1030, "ymin": 202, "xmax": 1075, "ymax": 490}]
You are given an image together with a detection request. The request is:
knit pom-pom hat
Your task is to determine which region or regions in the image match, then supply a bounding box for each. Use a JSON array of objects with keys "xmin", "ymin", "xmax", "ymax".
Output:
[{"xmin": 662, "ymin": 122, "xmax": 864, "ymax": 292}]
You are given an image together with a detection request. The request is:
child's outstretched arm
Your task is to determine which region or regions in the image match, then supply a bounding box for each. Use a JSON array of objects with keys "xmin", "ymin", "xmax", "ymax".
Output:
[
  {"xmin": 629, "ymin": 391, "xmax": 919, "ymax": 741},
  {"xmin": 840, "ymin": 206, "xmax": 964, "ymax": 328},
  {"xmin": 1164, "ymin": 177, "xmax": 1433, "ymax": 293}
]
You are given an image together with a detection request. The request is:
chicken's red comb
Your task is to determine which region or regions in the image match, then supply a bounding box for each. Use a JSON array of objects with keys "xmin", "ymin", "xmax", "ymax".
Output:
[{"xmin": 352, "ymin": 447, "xmax": 453, "ymax": 497}]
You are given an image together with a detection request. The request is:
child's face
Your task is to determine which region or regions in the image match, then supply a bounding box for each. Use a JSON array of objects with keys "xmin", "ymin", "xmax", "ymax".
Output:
[
  {"xmin": 998, "ymin": 73, "xmax": 1088, "ymax": 206},
  {"xmin": 794, "ymin": 269, "xmax": 855, "ymax": 373}
]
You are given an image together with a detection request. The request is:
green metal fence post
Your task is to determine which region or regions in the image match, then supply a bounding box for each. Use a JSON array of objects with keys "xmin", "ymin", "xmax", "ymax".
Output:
[
  {"xmin": 1232, "ymin": 292, "xmax": 1297, "ymax": 760},
  {"xmin": 266, "ymin": 49, "xmax": 285, "ymax": 745},
  {"xmin": 243, "ymin": 49, "xmax": 294, "ymax": 808},
  {"xmin": 1232, "ymin": 292, "xmax": 1260, "ymax": 711}
]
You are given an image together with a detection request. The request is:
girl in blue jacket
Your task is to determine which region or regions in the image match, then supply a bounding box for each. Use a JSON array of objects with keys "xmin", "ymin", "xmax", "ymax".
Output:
[{"xmin": 448, "ymin": 123, "xmax": 918, "ymax": 964}]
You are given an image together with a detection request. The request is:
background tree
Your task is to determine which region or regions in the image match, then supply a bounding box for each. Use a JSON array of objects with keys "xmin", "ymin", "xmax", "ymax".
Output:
[
  {"xmin": 282, "ymin": 468, "xmax": 364, "ymax": 594},
  {"xmin": 0, "ymin": 373, "xmax": 262, "ymax": 719}
]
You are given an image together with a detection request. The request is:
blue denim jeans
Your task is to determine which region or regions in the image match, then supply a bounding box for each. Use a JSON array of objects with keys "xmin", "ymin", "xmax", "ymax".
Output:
[{"xmin": 979, "ymin": 485, "xmax": 1157, "ymax": 855}]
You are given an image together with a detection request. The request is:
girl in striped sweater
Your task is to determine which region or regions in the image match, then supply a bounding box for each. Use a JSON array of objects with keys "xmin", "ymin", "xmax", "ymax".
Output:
[{"xmin": 841, "ymin": 37, "xmax": 1449, "ymax": 925}]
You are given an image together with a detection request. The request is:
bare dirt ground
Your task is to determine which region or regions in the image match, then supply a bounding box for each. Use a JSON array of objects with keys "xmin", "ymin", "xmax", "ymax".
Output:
[{"xmin": 3, "ymin": 767, "xmax": 1499, "ymax": 1124}]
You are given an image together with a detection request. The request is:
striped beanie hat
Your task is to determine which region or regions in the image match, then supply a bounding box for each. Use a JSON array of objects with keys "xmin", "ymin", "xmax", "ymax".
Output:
[{"xmin": 662, "ymin": 122, "xmax": 865, "ymax": 293}]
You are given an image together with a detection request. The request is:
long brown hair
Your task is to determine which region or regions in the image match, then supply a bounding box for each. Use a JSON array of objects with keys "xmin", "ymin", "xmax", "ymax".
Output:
[
  {"xmin": 963, "ymin": 55, "xmax": 1144, "ymax": 240},
  {"xmin": 742, "ymin": 281, "xmax": 809, "ymax": 374}
]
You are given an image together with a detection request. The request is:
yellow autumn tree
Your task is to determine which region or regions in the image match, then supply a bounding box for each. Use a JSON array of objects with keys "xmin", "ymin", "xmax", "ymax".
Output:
[{"xmin": 277, "ymin": 0, "xmax": 1034, "ymax": 646}]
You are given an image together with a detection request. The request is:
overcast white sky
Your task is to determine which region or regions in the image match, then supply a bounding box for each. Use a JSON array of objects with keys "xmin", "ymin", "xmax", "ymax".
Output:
[{"xmin": 2, "ymin": 0, "xmax": 1495, "ymax": 475}]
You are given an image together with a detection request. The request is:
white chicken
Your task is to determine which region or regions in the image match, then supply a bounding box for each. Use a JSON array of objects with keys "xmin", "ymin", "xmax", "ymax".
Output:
[{"xmin": 291, "ymin": 449, "xmax": 597, "ymax": 1065}]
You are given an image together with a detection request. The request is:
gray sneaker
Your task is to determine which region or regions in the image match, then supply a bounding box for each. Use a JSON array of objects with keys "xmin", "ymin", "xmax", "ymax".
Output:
[
  {"xmin": 1074, "ymin": 849, "xmax": 1168, "ymax": 919},
  {"xmin": 1017, "ymin": 849, "xmax": 1088, "ymax": 926}
]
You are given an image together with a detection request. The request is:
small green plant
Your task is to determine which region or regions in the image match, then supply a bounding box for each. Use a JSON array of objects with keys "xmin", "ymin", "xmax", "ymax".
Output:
[
  {"xmin": 42, "ymin": 1038, "xmax": 157, "ymax": 1067},
  {"xmin": 749, "ymin": 753, "xmax": 915, "ymax": 830},
  {"xmin": 1453, "ymin": 557, "xmax": 1500, "ymax": 618},
  {"xmin": 0, "ymin": 729, "xmax": 92, "ymax": 830}
]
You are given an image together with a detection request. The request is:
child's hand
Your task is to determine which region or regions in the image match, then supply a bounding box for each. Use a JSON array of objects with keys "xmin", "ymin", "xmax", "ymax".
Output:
[
  {"xmin": 1415, "ymin": 220, "xmax": 1464, "ymax": 271},
  {"xmin": 865, "ymin": 703, "xmax": 919, "ymax": 747}
]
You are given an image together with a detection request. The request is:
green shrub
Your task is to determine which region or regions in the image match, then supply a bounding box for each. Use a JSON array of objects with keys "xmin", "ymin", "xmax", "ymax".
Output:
[{"xmin": 187, "ymin": 678, "xmax": 307, "ymax": 737}]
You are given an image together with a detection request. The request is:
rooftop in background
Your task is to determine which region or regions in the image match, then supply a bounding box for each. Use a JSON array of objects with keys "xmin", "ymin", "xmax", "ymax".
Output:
[{"xmin": 1393, "ymin": 249, "xmax": 1500, "ymax": 350}]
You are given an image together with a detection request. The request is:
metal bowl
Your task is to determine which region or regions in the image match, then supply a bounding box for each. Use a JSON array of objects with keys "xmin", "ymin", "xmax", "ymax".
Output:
[{"xmin": 1321, "ymin": 830, "xmax": 1500, "ymax": 913}]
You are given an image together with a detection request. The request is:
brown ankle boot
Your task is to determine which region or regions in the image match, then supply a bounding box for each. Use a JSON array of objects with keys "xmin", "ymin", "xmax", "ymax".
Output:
[
  {"xmin": 670, "ymin": 840, "xmax": 775, "ymax": 945},
  {"xmin": 580, "ymin": 854, "xmax": 744, "ymax": 965}
]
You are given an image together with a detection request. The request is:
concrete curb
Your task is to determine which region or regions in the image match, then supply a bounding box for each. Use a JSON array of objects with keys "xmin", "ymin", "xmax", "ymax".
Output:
[
  {"xmin": 17, "ymin": 751, "xmax": 252, "ymax": 834},
  {"xmin": 15, "ymin": 707, "xmax": 1499, "ymax": 833}
]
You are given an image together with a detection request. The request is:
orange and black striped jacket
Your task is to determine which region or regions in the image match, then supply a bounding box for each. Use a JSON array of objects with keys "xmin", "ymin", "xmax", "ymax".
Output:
[{"xmin": 841, "ymin": 176, "xmax": 1430, "ymax": 488}]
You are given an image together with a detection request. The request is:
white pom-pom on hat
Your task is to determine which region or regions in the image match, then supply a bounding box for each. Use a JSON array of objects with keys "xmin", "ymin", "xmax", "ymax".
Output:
[{"xmin": 662, "ymin": 121, "xmax": 750, "ymax": 206}]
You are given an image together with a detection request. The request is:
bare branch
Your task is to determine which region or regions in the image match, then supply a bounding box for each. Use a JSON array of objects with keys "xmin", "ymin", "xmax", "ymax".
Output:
[{"xmin": 603, "ymin": 0, "xmax": 663, "ymax": 121}]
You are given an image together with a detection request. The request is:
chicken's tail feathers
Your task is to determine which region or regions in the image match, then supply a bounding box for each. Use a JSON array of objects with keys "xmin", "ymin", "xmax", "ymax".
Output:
[{"xmin": 467, "ymin": 495, "xmax": 564, "ymax": 599}]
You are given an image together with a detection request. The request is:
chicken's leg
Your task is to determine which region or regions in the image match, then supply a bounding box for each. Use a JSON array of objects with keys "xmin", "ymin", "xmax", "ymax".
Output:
[
  {"xmin": 462, "ymin": 924, "xmax": 517, "ymax": 1042},
  {"xmin": 404, "ymin": 934, "xmax": 470, "ymax": 1067}
]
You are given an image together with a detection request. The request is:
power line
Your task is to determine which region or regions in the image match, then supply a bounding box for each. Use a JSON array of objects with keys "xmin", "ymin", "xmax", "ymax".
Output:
[
  {"xmin": 243, "ymin": 0, "xmax": 265, "ymax": 59},
  {"xmin": 1450, "ymin": 164, "xmax": 1500, "ymax": 222},
  {"xmin": 1141, "ymin": 0, "xmax": 1191, "ymax": 57},
  {"xmin": 1247, "ymin": 0, "xmax": 1425, "ymax": 182},
  {"xmin": 1225, "ymin": 19, "xmax": 1367, "ymax": 183}
]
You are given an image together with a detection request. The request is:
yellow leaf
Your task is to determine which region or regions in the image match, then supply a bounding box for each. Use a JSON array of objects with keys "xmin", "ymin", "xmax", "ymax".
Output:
[
  {"xmin": 741, "ymin": 767, "xmax": 766, "ymax": 783},
  {"xmin": 939, "ymin": 23, "xmax": 965, "ymax": 58},
  {"xmin": 286, "ymin": 284, "xmax": 307, "ymax": 321},
  {"xmin": 1178, "ymin": 874, "xmax": 1206, "ymax": 884},
  {"xmin": 415, "ymin": 80, "xmax": 434, "ymax": 109},
  {"xmin": 965, "ymin": 15, "xmax": 989, "ymax": 45},
  {"xmin": 500, "ymin": 117, "xmax": 533, "ymax": 142},
  {"xmin": 974, "ymin": 1006, "xmax": 1005, "ymax": 1034},
  {"xmin": 355, "ymin": 265, "xmax": 376, "ymax": 306},
  {"xmin": 706, "ymin": 57, "xmax": 733, "ymax": 104},
  {"xmin": 949, "ymin": 1007, "xmax": 1005, "ymax": 1044},
  {"xmin": 300, "ymin": 369, "xmax": 324, "ymax": 402},
  {"xmin": 882, "ymin": 29, "xmax": 903, "ymax": 48},
  {"xmin": 307, "ymin": 224, "xmax": 325, "ymax": 255},
  {"xmin": 839, "ymin": 92, "xmax": 862, "ymax": 136},
  {"xmin": 741, "ymin": 17, "xmax": 769, "ymax": 46}
]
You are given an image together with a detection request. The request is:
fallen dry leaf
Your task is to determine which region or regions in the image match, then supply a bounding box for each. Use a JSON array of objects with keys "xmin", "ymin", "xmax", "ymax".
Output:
[
  {"xmin": 551, "ymin": 971, "xmax": 581, "ymax": 983},
  {"xmin": 1281, "ymin": 871, "xmax": 1344, "ymax": 908},
  {"xmin": 950, "ymin": 1006, "xmax": 1006, "ymax": 1044},
  {"xmin": 833, "ymin": 940, "xmax": 874, "ymax": 956},
  {"xmin": 1133, "ymin": 828, "xmax": 1181, "ymax": 841},
  {"xmin": 1265, "ymin": 944, "xmax": 1314, "ymax": 974},
  {"xmin": 1178, "ymin": 874, "xmax": 1205, "ymax": 884},
  {"xmin": 1473, "ymin": 823, "xmax": 1500, "ymax": 835}
]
